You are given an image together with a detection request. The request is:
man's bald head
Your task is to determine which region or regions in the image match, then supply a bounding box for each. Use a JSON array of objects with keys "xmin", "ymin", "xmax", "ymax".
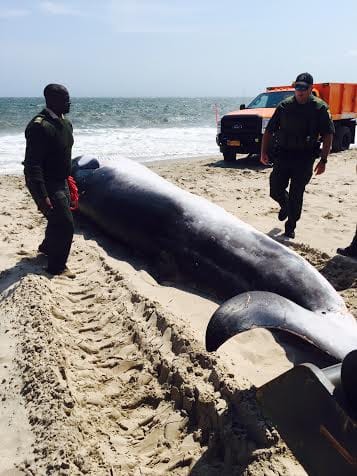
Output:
[{"xmin": 43, "ymin": 83, "xmax": 71, "ymax": 115}]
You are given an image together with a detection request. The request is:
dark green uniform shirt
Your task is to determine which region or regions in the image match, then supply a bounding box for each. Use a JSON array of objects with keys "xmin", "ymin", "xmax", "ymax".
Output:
[
  {"xmin": 23, "ymin": 108, "xmax": 74, "ymax": 200},
  {"xmin": 266, "ymin": 95, "xmax": 335, "ymax": 152}
]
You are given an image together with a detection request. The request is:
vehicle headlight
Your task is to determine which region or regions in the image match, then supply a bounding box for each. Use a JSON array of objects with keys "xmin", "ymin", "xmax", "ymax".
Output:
[{"xmin": 261, "ymin": 118, "xmax": 270, "ymax": 134}]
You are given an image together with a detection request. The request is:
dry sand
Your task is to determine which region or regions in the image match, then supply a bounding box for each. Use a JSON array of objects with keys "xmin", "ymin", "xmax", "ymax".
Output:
[{"xmin": 0, "ymin": 149, "xmax": 356, "ymax": 475}]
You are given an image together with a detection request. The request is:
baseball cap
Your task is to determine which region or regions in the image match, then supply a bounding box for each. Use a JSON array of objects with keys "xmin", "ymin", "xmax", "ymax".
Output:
[{"xmin": 295, "ymin": 72, "xmax": 313, "ymax": 90}]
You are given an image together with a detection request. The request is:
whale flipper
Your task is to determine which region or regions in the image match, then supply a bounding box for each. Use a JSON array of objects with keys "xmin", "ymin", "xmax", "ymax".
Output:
[{"xmin": 206, "ymin": 291, "xmax": 357, "ymax": 361}]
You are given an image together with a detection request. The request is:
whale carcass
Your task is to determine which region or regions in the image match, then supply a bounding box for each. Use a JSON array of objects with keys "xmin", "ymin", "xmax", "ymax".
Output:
[{"xmin": 71, "ymin": 156, "xmax": 357, "ymax": 361}]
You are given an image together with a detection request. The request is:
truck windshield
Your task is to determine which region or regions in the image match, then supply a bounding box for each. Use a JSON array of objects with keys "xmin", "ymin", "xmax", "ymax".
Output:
[{"xmin": 247, "ymin": 91, "xmax": 294, "ymax": 109}]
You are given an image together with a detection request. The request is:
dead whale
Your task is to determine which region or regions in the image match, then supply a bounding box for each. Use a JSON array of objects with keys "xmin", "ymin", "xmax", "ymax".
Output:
[{"xmin": 71, "ymin": 156, "xmax": 357, "ymax": 360}]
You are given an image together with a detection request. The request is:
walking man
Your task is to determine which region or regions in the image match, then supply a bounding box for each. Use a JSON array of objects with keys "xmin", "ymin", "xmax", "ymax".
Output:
[
  {"xmin": 24, "ymin": 83, "xmax": 75, "ymax": 275},
  {"xmin": 260, "ymin": 73, "xmax": 335, "ymax": 238}
]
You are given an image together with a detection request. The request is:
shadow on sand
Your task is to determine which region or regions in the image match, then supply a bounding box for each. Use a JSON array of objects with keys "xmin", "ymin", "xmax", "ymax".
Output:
[
  {"xmin": 0, "ymin": 253, "xmax": 50, "ymax": 295},
  {"xmin": 207, "ymin": 154, "xmax": 271, "ymax": 171},
  {"xmin": 319, "ymin": 254, "xmax": 357, "ymax": 291}
]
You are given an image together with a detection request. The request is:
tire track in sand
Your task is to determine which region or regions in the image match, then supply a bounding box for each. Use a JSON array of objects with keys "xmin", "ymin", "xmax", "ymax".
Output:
[
  {"xmin": 1, "ymin": 237, "xmax": 307, "ymax": 476},
  {"xmin": 0, "ymin": 180, "xmax": 306, "ymax": 476}
]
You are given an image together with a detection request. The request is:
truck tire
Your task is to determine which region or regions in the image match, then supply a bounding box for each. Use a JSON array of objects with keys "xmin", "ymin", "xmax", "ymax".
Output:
[
  {"xmin": 223, "ymin": 149, "xmax": 236, "ymax": 162},
  {"xmin": 332, "ymin": 126, "xmax": 352, "ymax": 152}
]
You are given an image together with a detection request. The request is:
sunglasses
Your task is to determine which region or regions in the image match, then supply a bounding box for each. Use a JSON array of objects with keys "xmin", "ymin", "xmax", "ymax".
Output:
[{"xmin": 295, "ymin": 85, "xmax": 309, "ymax": 91}]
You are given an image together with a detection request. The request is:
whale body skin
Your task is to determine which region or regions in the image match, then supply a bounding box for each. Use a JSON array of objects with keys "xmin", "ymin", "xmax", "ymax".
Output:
[{"xmin": 72, "ymin": 156, "xmax": 357, "ymax": 360}]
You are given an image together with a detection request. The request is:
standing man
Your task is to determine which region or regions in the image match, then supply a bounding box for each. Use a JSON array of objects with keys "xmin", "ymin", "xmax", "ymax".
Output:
[
  {"xmin": 260, "ymin": 73, "xmax": 335, "ymax": 238},
  {"xmin": 24, "ymin": 83, "xmax": 75, "ymax": 276}
]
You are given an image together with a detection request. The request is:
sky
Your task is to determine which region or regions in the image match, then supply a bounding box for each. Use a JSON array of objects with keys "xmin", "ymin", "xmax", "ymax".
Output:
[{"xmin": 0, "ymin": 0, "xmax": 356, "ymax": 97}]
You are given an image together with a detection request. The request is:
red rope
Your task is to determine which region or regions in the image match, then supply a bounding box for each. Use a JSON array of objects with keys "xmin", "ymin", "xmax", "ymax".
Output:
[{"xmin": 67, "ymin": 176, "xmax": 79, "ymax": 211}]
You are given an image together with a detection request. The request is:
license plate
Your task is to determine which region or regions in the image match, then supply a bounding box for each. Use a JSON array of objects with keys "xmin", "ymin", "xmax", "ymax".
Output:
[{"xmin": 227, "ymin": 140, "xmax": 240, "ymax": 146}]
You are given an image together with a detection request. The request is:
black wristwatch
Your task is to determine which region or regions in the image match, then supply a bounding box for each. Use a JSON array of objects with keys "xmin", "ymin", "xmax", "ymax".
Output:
[{"xmin": 320, "ymin": 158, "xmax": 328, "ymax": 164}]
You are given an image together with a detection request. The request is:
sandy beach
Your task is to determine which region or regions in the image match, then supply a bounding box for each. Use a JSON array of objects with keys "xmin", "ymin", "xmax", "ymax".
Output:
[{"xmin": 0, "ymin": 149, "xmax": 356, "ymax": 475}]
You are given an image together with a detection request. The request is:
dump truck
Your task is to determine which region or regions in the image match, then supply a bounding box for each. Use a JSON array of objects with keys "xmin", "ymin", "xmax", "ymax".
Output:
[{"xmin": 217, "ymin": 83, "xmax": 357, "ymax": 161}]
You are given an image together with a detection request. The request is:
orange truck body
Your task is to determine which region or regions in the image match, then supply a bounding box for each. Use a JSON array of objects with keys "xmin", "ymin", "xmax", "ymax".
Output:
[
  {"xmin": 313, "ymin": 83, "xmax": 357, "ymax": 118},
  {"xmin": 268, "ymin": 83, "xmax": 357, "ymax": 119},
  {"xmin": 217, "ymin": 83, "xmax": 357, "ymax": 161}
]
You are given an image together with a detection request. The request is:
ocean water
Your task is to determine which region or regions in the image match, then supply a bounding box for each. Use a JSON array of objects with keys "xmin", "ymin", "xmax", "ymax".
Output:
[
  {"xmin": 1, "ymin": 97, "xmax": 355, "ymax": 175},
  {"xmin": 0, "ymin": 97, "xmax": 249, "ymax": 174}
]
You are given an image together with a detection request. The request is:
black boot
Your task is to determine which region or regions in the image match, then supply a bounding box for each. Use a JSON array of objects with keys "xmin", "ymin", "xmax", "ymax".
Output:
[
  {"xmin": 278, "ymin": 205, "xmax": 288, "ymax": 222},
  {"xmin": 284, "ymin": 221, "xmax": 295, "ymax": 239},
  {"xmin": 38, "ymin": 242, "xmax": 49, "ymax": 255},
  {"xmin": 336, "ymin": 246, "xmax": 357, "ymax": 258}
]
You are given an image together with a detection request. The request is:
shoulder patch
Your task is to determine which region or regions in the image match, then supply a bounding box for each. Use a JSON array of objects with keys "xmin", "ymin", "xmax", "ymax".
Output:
[
  {"xmin": 312, "ymin": 96, "xmax": 329, "ymax": 109},
  {"xmin": 33, "ymin": 117, "xmax": 44, "ymax": 124},
  {"xmin": 281, "ymin": 96, "xmax": 295, "ymax": 107}
]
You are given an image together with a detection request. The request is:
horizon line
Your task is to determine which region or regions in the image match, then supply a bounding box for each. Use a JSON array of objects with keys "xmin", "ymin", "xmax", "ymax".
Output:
[{"xmin": 0, "ymin": 95, "xmax": 253, "ymax": 99}]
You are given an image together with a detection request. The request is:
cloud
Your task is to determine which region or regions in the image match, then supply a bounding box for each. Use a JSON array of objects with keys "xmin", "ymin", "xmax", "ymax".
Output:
[
  {"xmin": 0, "ymin": 8, "xmax": 30, "ymax": 19},
  {"xmin": 39, "ymin": 1, "xmax": 82, "ymax": 16}
]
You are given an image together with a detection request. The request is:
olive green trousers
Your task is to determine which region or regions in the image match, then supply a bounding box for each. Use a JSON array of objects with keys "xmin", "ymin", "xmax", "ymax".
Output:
[{"xmin": 26, "ymin": 178, "xmax": 74, "ymax": 272}]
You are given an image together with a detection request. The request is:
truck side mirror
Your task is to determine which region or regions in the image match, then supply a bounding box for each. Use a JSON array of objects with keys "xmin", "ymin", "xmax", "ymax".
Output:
[{"xmin": 240, "ymin": 104, "xmax": 246, "ymax": 110}]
